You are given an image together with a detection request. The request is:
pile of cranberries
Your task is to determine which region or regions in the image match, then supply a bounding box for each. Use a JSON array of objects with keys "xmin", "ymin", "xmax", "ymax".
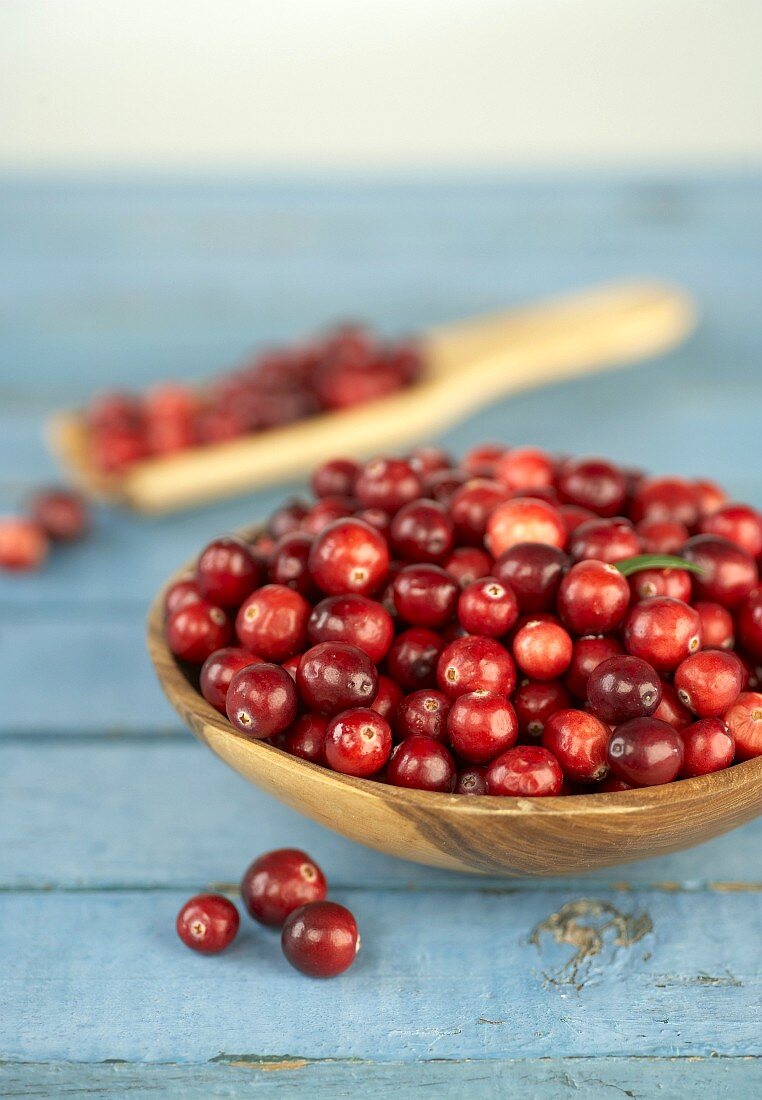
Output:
[
  {"xmin": 176, "ymin": 847, "xmax": 359, "ymax": 978},
  {"xmin": 0, "ymin": 487, "xmax": 90, "ymax": 573},
  {"xmin": 85, "ymin": 325, "xmax": 421, "ymax": 474},
  {"xmin": 164, "ymin": 446, "xmax": 762, "ymax": 794}
]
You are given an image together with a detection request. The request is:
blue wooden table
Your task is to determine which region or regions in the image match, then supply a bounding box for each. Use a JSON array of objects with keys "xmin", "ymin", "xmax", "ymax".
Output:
[{"xmin": 1, "ymin": 175, "xmax": 761, "ymax": 1098}]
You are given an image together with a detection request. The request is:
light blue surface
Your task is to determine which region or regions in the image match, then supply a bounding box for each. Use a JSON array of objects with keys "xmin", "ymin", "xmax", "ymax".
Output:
[{"xmin": 1, "ymin": 174, "xmax": 762, "ymax": 1096}]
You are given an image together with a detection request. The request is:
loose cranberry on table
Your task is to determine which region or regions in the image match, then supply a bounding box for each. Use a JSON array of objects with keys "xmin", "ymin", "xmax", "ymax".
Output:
[
  {"xmin": 386, "ymin": 736, "xmax": 457, "ymax": 792},
  {"xmin": 0, "ymin": 517, "xmax": 49, "ymax": 572},
  {"xmin": 226, "ymin": 662, "xmax": 298, "ymax": 739},
  {"xmin": 27, "ymin": 488, "xmax": 89, "ymax": 542},
  {"xmin": 447, "ymin": 690, "xmax": 518, "ymax": 763},
  {"xmin": 541, "ymin": 709, "xmax": 610, "ymax": 783},
  {"xmin": 241, "ymin": 849, "xmax": 327, "ymax": 926},
  {"xmin": 200, "ymin": 646, "xmax": 261, "ymax": 712},
  {"xmin": 437, "ymin": 635, "xmax": 516, "ymax": 699},
  {"xmin": 673, "ymin": 650, "xmax": 744, "ymax": 717},
  {"xmin": 486, "ymin": 745, "xmax": 564, "ymax": 797},
  {"xmin": 587, "ymin": 655, "xmax": 662, "ymax": 724},
  {"xmin": 324, "ymin": 708, "xmax": 392, "ymax": 777},
  {"xmin": 281, "ymin": 901, "xmax": 360, "ymax": 978},
  {"xmin": 235, "ymin": 583, "xmax": 310, "ymax": 661},
  {"xmin": 679, "ymin": 719, "xmax": 735, "ymax": 778},
  {"xmin": 623, "ymin": 597, "xmax": 702, "ymax": 673},
  {"xmin": 607, "ymin": 718, "xmax": 685, "ymax": 787},
  {"xmin": 297, "ymin": 641, "xmax": 378, "ymax": 716},
  {"xmin": 176, "ymin": 893, "xmax": 239, "ymax": 954},
  {"xmin": 308, "ymin": 518, "xmax": 390, "ymax": 597},
  {"xmin": 395, "ymin": 689, "xmax": 451, "ymax": 743},
  {"xmin": 512, "ymin": 619, "xmax": 573, "ymax": 680},
  {"xmin": 457, "ymin": 577, "xmax": 519, "ymax": 637}
]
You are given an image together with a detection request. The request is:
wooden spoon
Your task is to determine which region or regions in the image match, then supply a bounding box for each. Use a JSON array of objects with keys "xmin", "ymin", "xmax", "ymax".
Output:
[
  {"xmin": 147, "ymin": 533, "xmax": 762, "ymax": 877},
  {"xmin": 54, "ymin": 279, "xmax": 694, "ymax": 514}
]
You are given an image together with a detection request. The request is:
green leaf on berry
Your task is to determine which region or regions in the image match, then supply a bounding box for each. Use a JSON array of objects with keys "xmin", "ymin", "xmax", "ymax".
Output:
[{"xmin": 614, "ymin": 554, "xmax": 705, "ymax": 578}]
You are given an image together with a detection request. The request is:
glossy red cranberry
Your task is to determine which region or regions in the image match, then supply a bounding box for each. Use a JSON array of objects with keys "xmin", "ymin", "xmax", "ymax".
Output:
[
  {"xmin": 607, "ymin": 718, "xmax": 684, "ymax": 786},
  {"xmin": 281, "ymin": 714, "xmax": 328, "ymax": 764},
  {"xmin": 267, "ymin": 498, "xmax": 310, "ymax": 539},
  {"xmin": 386, "ymin": 628, "xmax": 444, "ymax": 690},
  {"xmin": 694, "ymin": 478, "xmax": 727, "ymax": 517},
  {"xmin": 437, "ymin": 635, "xmax": 516, "ymax": 699},
  {"xmin": 165, "ymin": 577, "xmax": 203, "ymax": 615},
  {"xmin": 587, "ymin": 655, "xmax": 662, "ymax": 723},
  {"xmin": 387, "ymin": 735, "xmax": 456, "ymax": 791},
  {"xmin": 557, "ymin": 560, "xmax": 630, "ymax": 635},
  {"xmin": 226, "ymin": 662, "xmax": 298, "ymax": 738},
  {"xmin": 564, "ymin": 635, "xmax": 623, "ymax": 698},
  {"xmin": 449, "ymin": 479, "xmax": 510, "ymax": 545},
  {"xmin": 390, "ymin": 498, "xmax": 454, "ymax": 563},
  {"xmin": 556, "ymin": 457, "xmax": 627, "ymax": 517},
  {"xmin": 598, "ymin": 776, "xmax": 635, "ymax": 793},
  {"xmin": 235, "ymin": 584, "xmax": 310, "ymax": 661},
  {"xmin": 679, "ymin": 718, "xmax": 735, "ymax": 777},
  {"xmin": 461, "ymin": 443, "xmax": 506, "ymax": 477},
  {"xmin": 324, "ymin": 708, "xmax": 392, "ymax": 776},
  {"xmin": 391, "ymin": 564, "xmax": 459, "ymax": 628},
  {"xmin": 268, "ymin": 533, "xmax": 316, "ymax": 596},
  {"xmin": 308, "ymin": 518, "xmax": 389, "ymax": 597},
  {"xmin": 682, "ymin": 535, "xmax": 759, "ymax": 609},
  {"xmin": 559, "ymin": 504, "xmax": 596, "ymax": 535},
  {"xmin": 541, "ymin": 709, "xmax": 610, "ymax": 782},
  {"xmin": 512, "ymin": 619, "xmax": 573, "ymax": 680},
  {"xmin": 302, "ymin": 496, "xmax": 354, "ymax": 536},
  {"xmin": 200, "ymin": 646, "xmax": 260, "ymax": 712},
  {"xmin": 395, "ymin": 689, "xmax": 451, "ymax": 743},
  {"xmin": 493, "ymin": 543, "xmax": 569, "ymax": 612},
  {"xmin": 631, "ymin": 476, "xmax": 700, "ymax": 527},
  {"xmin": 355, "ymin": 507, "xmax": 391, "ymax": 534},
  {"xmin": 486, "ymin": 497, "xmax": 566, "ymax": 557},
  {"xmin": 296, "ymin": 641, "xmax": 378, "ymax": 716},
  {"xmin": 700, "ymin": 503, "xmax": 762, "ymax": 558},
  {"xmin": 724, "ymin": 692, "xmax": 762, "ymax": 759},
  {"xmin": 455, "ymin": 765, "xmax": 488, "ymax": 795},
  {"xmin": 673, "ymin": 650, "xmax": 744, "ymax": 717},
  {"xmin": 281, "ymin": 901, "xmax": 359, "ymax": 978},
  {"xmin": 408, "ymin": 445, "xmax": 452, "ymax": 477},
  {"xmin": 635, "ymin": 518, "xmax": 690, "ymax": 554},
  {"xmin": 370, "ymin": 674, "xmax": 404, "ymax": 721},
  {"xmin": 569, "ymin": 517, "xmax": 641, "ymax": 563},
  {"xmin": 308, "ymin": 594, "xmax": 394, "ymax": 662},
  {"xmin": 167, "ymin": 600, "xmax": 232, "ymax": 664},
  {"xmin": 486, "ymin": 745, "xmax": 563, "ymax": 796},
  {"xmin": 423, "ymin": 467, "xmax": 469, "ymax": 506},
  {"xmin": 0, "ymin": 518, "xmax": 48, "ymax": 571},
  {"xmin": 27, "ymin": 488, "xmax": 89, "ymax": 542},
  {"xmin": 624, "ymin": 597, "xmax": 702, "ymax": 672},
  {"xmin": 177, "ymin": 893, "xmax": 239, "ymax": 953},
  {"xmin": 197, "ymin": 535, "xmax": 262, "ymax": 608},
  {"xmin": 457, "ymin": 577, "xmax": 519, "ymax": 637},
  {"xmin": 241, "ymin": 849, "xmax": 327, "ymax": 927},
  {"xmin": 628, "ymin": 567, "xmax": 692, "ymax": 603},
  {"xmin": 447, "ymin": 690, "xmax": 518, "ymax": 763},
  {"xmin": 443, "ymin": 546, "xmax": 494, "ymax": 588},
  {"xmin": 513, "ymin": 680, "xmax": 572, "ymax": 738},
  {"xmin": 653, "ymin": 681, "xmax": 693, "ymax": 731},
  {"xmin": 738, "ymin": 590, "xmax": 762, "ymax": 659},
  {"xmin": 494, "ymin": 447, "xmax": 554, "ymax": 491},
  {"xmin": 311, "ymin": 458, "xmax": 360, "ymax": 499},
  {"xmin": 695, "ymin": 601, "xmax": 734, "ymax": 650},
  {"xmin": 355, "ymin": 457, "xmax": 422, "ymax": 513}
]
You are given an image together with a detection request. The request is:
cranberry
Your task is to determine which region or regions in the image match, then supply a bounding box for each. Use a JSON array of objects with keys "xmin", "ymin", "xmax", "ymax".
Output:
[
  {"xmin": 235, "ymin": 584, "xmax": 310, "ymax": 661},
  {"xmin": 324, "ymin": 708, "xmax": 392, "ymax": 776},
  {"xmin": 653, "ymin": 681, "xmax": 693, "ymax": 731},
  {"xmin": 437, "ymin": 635, "xmax": 516, "ymax": 699},
  {"xmin": 635, "ymin": 518, "xmax": 690, "ymax": 554},
  {"xmin": 268, "ymin": 533, "xmax": 316, "ymax": 596},
  {"xmin": 455, "ymin": 765, "xmax": 488, "ymax": 795},
  {"xmin": 559, "ymin": 504, "xmax": 597, "ymax": 535},
  {"xmin": 167, "ymin": 600, "xmax": 232, "ymax": 664},
  {"xmin": 679, "ymin": 718, "xmax": 735, "ymax": 777},
  {"xmin": 447, "ymin": 690, "xmax": 518, "ymax": 763},
  {"xmin": 557, "ymin": 560, "xmax": 630, "ymax": 635},
  {"xmin": 386, "ymin": 628, "xmax": 444, "ymax": 690},
  {"xmin": 513, "ymin": 679, "xmax": 572, "ymax": 738},
  {"xmin": 165, "ymin": 577, "xmax": 203, "ymax": 616},
  {"xmin": 564, "ymin": 635, "xmax": 623, "ymax": 698},
  {"xmin": 297, "ymin": 641, "xmax": 377, "ymax": 716},
  {"xmin": 443, "ymin": 546, "xmax": 494, "ymax": 588},
  {"xmin": 606, "ymin": 718, "xmax": 684, "ymax": 786},
  {"xmin": 695, "ymin": 601, "xmax": 734, "ymax": 650},
  {"xmin": 598, "ymin": 776, "xmax": 635, "ymax": 793},
  {"xmin": 450, "ymin": 479, "xmax": 510, "ymax": 545},
  {"xmin": 281, "ymin": 714, "xmax": 328, "ymax": 764},
  {"xmin": 541, "ymin": 709, "xmax": 610, "ymax": 782},
  {"xmin": 512, "ymin": 619, "xmax": 573, "ymax": 680},
  {"xmin": 628, "ymin": 567, "xmax": 692, "ymax": 603},
  {"xmin": 494, "ymin": 446, "xmax": 554, "ymax": 491},
  {"xmin": 738, "ymin": 590, "xmax": 762, "ymax": 659},
  {"xmin": 0, "ymin": 518, "xmax": 48, "ymax": 571},
  {"xmin": 587, "ymin": 655, "xmax": 662, "ymax": 723},
  {"xmin": 176, "ymin": 893, "xmax": 239, "ymax": 953},
  {"xmin": 390, "ymin": 498, "xmax": 454, "ymax": 563},
  {"xmin": 408, "ymin": 446, "xmax": 452, "ymax": 477},
  {"xmin": 355, "ymin": 507, "xmax": 391, "ymax": 534},
  {"xmin": 241, "ymin": 849, "xmax": 327, "ymax": 926},
  {"xmin": 281, "ymin": 653, "xmax": 302, "ymax": 681},
  {"xmin": 308, "ymin": 518, "xmax": 389, "ymax": 597},
  {"xmin": 387, "ymin": 735, "xmax": 456, "ymax": 791},
  {"xmin": 308, "ymin": 594, "xmax": 394, "ymax": 662},
  {"xmin": 493, "ymin": 543, "xmax": 569, "ymax": 612},
  {"xmin": 462, "ymin": 443, "xmax": 506, "ymax": 477},
  {"xmin": 624, "ymin": 597, "xmax": 702, "ymax": 672},
  {"xmin": 700, "ymin": 503, "xmax": 762, "ymax": 558},
  {"xmin": 674, "ymin": 650, "xmax": 744, "ymax": 717},
  {"xmin": 723, "ymin": 692, "xmax": 762, "ymax": 759},
  {"xmin": 197, "ymin": 535, "xmax": 262, "ymax": 608},
  {"xmin": 486, "ymin": 497, "xmax": 566, "ymax": 557},
  {"xmin": 27, "ymin": 488, "xmax": 89, "ymax": 542},
  {"xmin": 423, "ymin": 468, "xmax": 469, "ymax": 507},
  {"xmin": 631, "ymin": 476, "xmax": 700, "ymax": 527},
  {"xmin": 226, "ymin": 662, "xmax": 298, "ymax": 738},
  {"xmin": 311, "ymin": 458, "xmax": 360, "ymax": 499},
  {"xmin": 569, "ymin": 517, "xmax": 642, "ymax": 563},
  {"xmin": 200, "ymin": 646, "xmax": 260, "ymax": 712},
  {"xmin": 486, "ymin": 745, "xmax": 563, "ymax": 796},
  {"xmin": 694, "ymin": 478, "xmax": 728, "ymax": 517},
  {"xmin": 391, "ymin": 564, "xmax": 459, "ymax": 628},
  {"xmin": 370, "ymin": 674, "xmax": 404, "ymax": 720},
  {"xmin": 395, "ymin": 689, "xmax": 451, "ymax": 743},
  {"xmin": 94, "ymin": 425, "xmax": 148, "ymax": 472},
  {"xmin": 683, "ymin": 535, "xmax": 758, "ymax": 609},
  {"xmin": 281, "ymin": 901, "xmax": 359, "ymax": 978},
  {"xmin": 267, "ymin": 498, "xmax": 309, "ymax": 539},
  {"xmin": 302, "ymin": 496, "xmax": 354, "ymax": 536},
  {"xmin": 457, "ymin": 577, "xmax": 519, "ymax": 637},
  {"xmin": 557, "ymin": 457, "xmax": 627, "ymax": 517},
  {"xmin": 355, "ymin": 457, "xmax": 422, "ymax": 513}
]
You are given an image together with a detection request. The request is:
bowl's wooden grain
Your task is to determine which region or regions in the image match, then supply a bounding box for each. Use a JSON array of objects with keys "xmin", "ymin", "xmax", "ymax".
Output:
[{"xmin": 147, "ymin": 534, "xmax": 762, "ymax": 877}]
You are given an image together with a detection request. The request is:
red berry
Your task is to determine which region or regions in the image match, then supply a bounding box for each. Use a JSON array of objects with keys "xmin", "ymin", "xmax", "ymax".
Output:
[
  {"xmin": 624, "ymin": 597, "xmax": 702, "ymax": 672},
  {"xmin": 674, "ymin": 650, "xmax": 744, "ymax": 717},
  {"xmin": 587, "ymin": 655, "xmax": 662, "ymax": 723},
  {"xmin": 682, "ymin": 535, "xmax": 758, "ymax": 610},
  {"xmin": 628, "ymin": 567, "xmax": 692, "ymax": 603},
  {"xmin": 461, "ymin": 443, "xmax": 506, "ymax": 477},
  {"xmin": 370, "ymin": 674, "xmax": 404, "ymax": 721},
  {"xmin": 167, "ymin": 600, "xmax": 232, "ymax": 664},
  {"xmin": 241, "ymin": 848, "xmax": 327, "ymax": 926},
  {"xmin": 723, "ymin": 692, "xmax": 762, "ymax": 759},
  {"xmin": 559, "ymin": 504, "xmax": 597, "ymax": 535},
  {"xmin": 226, "ymin": 662, "xmax": 298, "ymax": 739},
  {"xmin": 267, "ymin": 498, "xmax": 309, "ymax": 539},
  {"xmin": 296, "ymin": 639, "xmax": 378, "ymax": 715},
  {"xmin": 281, "ymin": 714, "xmax": 328, "ymax": 764},
  {"xmin": 442, "ymin": 546, "xmax": 494, "ymax": 588},
  {"xmin": 437, "ymin": 635, "xmax": 516, "ymax": 699},
  {"xmin": 457, "ymin": 577, "xmax": 519, "ymax": 637},
  {"xmin": 450, "ymin": 479, "xmax": 510, "ymax": 545},
  {"xmin": 28, "ymin": 488, "xmax": 89, "ymax": 542},
  {"xmin": 176, "ymin": 893, "xmax": 239, "ymax": 953},
  {"xmin": 165, "ymin": 577, "xmax": 203, "ymax": 616},
  {"xmin": 302, "ymin": 496, "xmax": 354, "ymax": 536},
  {"xmin": 268, "ymin": 533, "xmax": 316, "ymax": 597},
  {"xmin": 386, "ymin": 627, "xmax": 444, "ymax": 690},
  {"xmin": 281, "ymin": 901, "xmax": 359, "ymax": 978},
  {"xmin": 0, "ymin": 517, "xmax": 49, "ymax": 572},
  {"xmin": 564, "ymin": 635, "xmax": 623, "ymax": 698},
  {"xmin": 324, "ymin": 708, "xmax": 393, "ymax": 776},
  {"xmin": 197, "ymin": 535, "xmax": 263, "ymax": 608},
  {"xmin": 695, "ymin": 601, "xmax": 734, "ymax": 651},
  {"xmin": 679, "ymin": 718, "xmax": 735, "ymax": 777},
  {"xmin": 737, "ymin": 590, "xmax": 762, "ymax": 660},
  {"xmin": 486, "ymin": 745, "xmax": 563, "ymax": 796},
  {"xmin": 200, "ymin": 646, "xmax": 261, "ymax": 712},
  {"xmin": 308, "ymin": 518, "xmax": 390, "ymax": 597},
  {"xmin": 652, "ymin": 681, "xmax": 693, "ymax": 731},
  {"xmin": 569, "ymin": 517, "xmax": 641, "ymax": 563},
  {"xmin": 455, "ymin": 766, "xmax": 488, "ymax": 795},
  {"xmin": 355, "ymin": 457, "xmax": 422, "ymax": 513},
  {"xmin": 311, "ymin": 458, "xmax": 360, "ymax": 499},
  {"xmin": 557, "ymin": 560, "xmax": 630, "ymax": 635},
  {"xmin": 513, "ymin": 680, "xmax": 572, "ymax": 738},
  {"xmin": 390, "ymin": 499, "xmax": 454, "ymax": 563},
  {"xmin": 387, "ymin": 735, "xmax": 456, "ymax": 791},
  {"xmin": 694, "ymin": 478, "xmax": 728, "ymax": 517},
  {"xmin": 635, "ymin": 518, "xmax": 689, "ymax": 554},
  {"xmin": 606, "ymin": 718, "xmax": 684, "ymax": 786},
  {"xmin": 423, "ymin": 468, "xmax": 468, "ymax": 507},
  {"xmin": 494, "ymin": 446, "xmax": 555, "ymax": 491},
  {"xmin": 235, "ymin": 584, "xmax": 310, "ymax": 661},
  {"xmin": 308, "ymin": 594, "xmax": 394, "ymax": 662},
  {"xmin": 631, "ymin": 476, "xmax": 700, "ymax": 527},
  {"xmin": 395, "ymin": 689, "xmax": 451, "ymax": 743},
  {"xmin": 541, "ymin": 709, "xmax": 610, "ymax": 782},
  {"xmin": 447, "ymin": 690, "xmax": 518, "ymax": 763},
  {"xmin": 493, "ymin": 543, "xmax": 569, "ymax": 612},
  {"xmin": 408, "ymin": 446, "xmax": 452, "ymax": 477},
  {"xmin": 700, "ymin": 503, "xmax": 762, "ymax": 558},
  {"xmin": 391, "ymin": 564, "xmax": 459, "ymax": 628},
  {"xmin": 512, "ymin": 619, "xmax": 573, "ymax": 680},
  {"xmin": 557, "ymin": 457, "xmax": 627, "ymax": 517},
  {"xmin": 486, "ymin": 497, "xmax": 566, "ymax": 557}
]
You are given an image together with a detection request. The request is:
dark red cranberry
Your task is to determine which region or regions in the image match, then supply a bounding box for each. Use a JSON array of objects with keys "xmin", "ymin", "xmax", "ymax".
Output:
[
  {"xmin": 564, "ymin": 635, "xmax": 623, "ymax": 698},
  {"xmin": 587, "ymin": 655, "xmax": 662, "ymax": 723},
  {"xmin": 395, "ymin": 689, "xmax": 451, "ymax": 743},
  {"xmin": 324, "ymin": 708, "xmax": 392, "ymax": 776},
  {"xmin": 598, "ymin": 776, "xmax": 635, "ymax": 793},
  {"xmin": 355, "ymin": 457, "xmax": 422, "ymax": 513},
  {"xmin": 556, "ymin": 457, "xmax": 627, "ymax": 517},
  {"xmin": 281, "ymin": 901, "xmax": 359, "ymax": 978},
  {"xmin": 683, "ymin": 535, "xmax": 759, "ymax": 610},
  {"xmin": 311, "ymin": 458, "xmax": 360, "ymax": 499},
  {"xmin": 700, "ymin": 503, "xmax": 762, "ymax": 557},
  {"xmin": 200, "ymin": 646, "xmax": 260, "ymax": 712},
  {"xmin": 423, "ymin": 467, "xmax": 469, "ymax": 506},
  {"xmin": 27, "ymin": 488, "xmax": 89, "ymax": 542},
  {"xmin": 628, "ymin": 567, "xmax": 692, "ymax": 603},
  {"xmin": 494, "ymin": 446, "xmax": 554, "ymax": 491},
  {"xmin": 624, "ymin": 597, "xmax": 702, "ymax": 672},
  {"xmin": 235, "ymin": 584, "xmax": 310, "ymax": 661},
  {"xmin": 694, "ymin": 600, "xmax": 734, "ymax": 650},
  {"xmin": 308, "ymin": 518, "xmax": 389, "ymax": 597},
  {"xmin": 486, "ymin": 745, "xmax": 563, "ymax": 796},
  {"xmin": 679, "ymin": 718, "xmax": 735, "ymax": 777},
  {"xmin": 355, "ymin": 507, "xmax": 391, "ymax": 534},
  {"xmin": 442, "ymin": 546, "xmax": 494, "ymax": 588},
  {"xmin": 493, "ymin": 543, "xmax": 569, "ymax": 612},
  {"xmin": 167, "ymin": 600, "xmax": 232, "ymax": 664},
  {"xmin": 0, "ymin": 518, "xmax": 48, "ymax": 571},
  {"xmin": 461, "ymin": 443, "xmax": 506, "ymax": 477},
  {"xmin": 486, "ymin": 497, "xmax": 566, "ymax": 556},
  {"xmin": 694, "ymin": 478, "xmax": 727, "ymax": 517},
  {"xmin": 165, "ymin": 576, "xmax": 203, "ymax": 615},
  {"xmin": 302, "ymin": 496, "xmax": 355, "ymax": 536},
  {"xmin": 296, "ymin": 641, "xmax": 378, "ymax": 716},
  {"xmin": 447, "ymin": 690, "xmax": 518, "ymax": 763},
  {"xmin": 176, "ymin": 893, "xmax": 239, "ymax": 953},
  {"xmin": 281, "ymin": 714, "xmax": 328, "ymax": 764},
  {"xmin": 308, "ymin": 594, "xmax": 394, "ymax": 662},
  {"xmin": 390, "ymin": 498, "xmax": 454, "ymax": 563},
  {"xmin": 94, "ymin": 425, "xmax": 148, "ymax": 472},
  {"xmin": 559, "ymin": 504, "xmax": 597, "ymax": 535},
  {"xmin": 541, "ymin": 709, "xmax": 610, "ymax": 782},
  {"xmin": 437, "ymin": 635, "xmax": 516, "ymax": 699},
  {"xmin": 606, "ymin": 718, "xmax": 684, "ymax": 786},
  {"xmin": 674, "ymin": 650, "xmax": 744, "ymax": 717},
  {"xmin": 281, "ymin": 653, "xmax": 302, "ymax": 681},
  {"xmin": 557, "ymin": 560, "xmax": 630, "ymax": 635},
  {"xmin": 569, "ymin": 517, "xmax": 641, "ymax": 563},
  {"xmin": 449, "ymin": 479, "xmax": 510, "ymax": 545},
  {"xmin": 226, "ymin": 662, "xmax": 298, "ymax": 738},
  {"xmin": 241, "ymin": 849, "xmax": 327, "ymax": 926},
  {"xmin": 408, "ymin": 445, "xmax": 452, "ymax": 477},
  {"xmin": 387, "ymin": 735, "xmax": 456, "ymax": 791},
  {"xmin": 197, "ymin": 535, "xmax": 263, "ymax": 608},
  {"xmin": 512, "ymin": 619, "xmax": 573, "ymax": 680},
  {"xmin": 391, "ymin": 564, "xmax": 459, "ymax": 628},
  {"xmin": 631, "ymin": 476, "xmax": 700, "ymax": 527},
  {"xmin": 455, "ymin": 765, "xmax": 488, "ymax": 795},
  {"xmin": 635, "ymin": 518, "xmax": 690, "ymax": 554},
  {"xmin": 267, "ymin": 499, "xmax": 309, "ymax": 539},
  {"xmin": 724, "ymin": 692, "xmax": 762, "ymax": 759},
  {"xmin": 386, "ymin": 628, "xmax": 444, "ymax": 690},
  {"xmin": 457, "ymin": 577, "xmax": 519, "ymax": 637},
  {"xmin": 738, "ymin": 590, "xmax": 762, "ymax": 659},
  {"xmin": 513, "ymin": 679, "xmax": 572, "ymax": 738},
  {"xmin": 370, "ymin": 674, "xmax": 404, "ymax": 720},
  {"xmin": 268, "ymin": 533, "xmax": 316, "ymax": 596},
  {"xmin": 653, "ymin": 681, "xmax": 693, "ymax": 731}
]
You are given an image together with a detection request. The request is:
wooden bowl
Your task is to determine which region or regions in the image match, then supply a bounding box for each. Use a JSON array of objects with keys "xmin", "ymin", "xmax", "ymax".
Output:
[{"xmin": 148, "ymin": 534, "xmax": 762, "ymax": 877}]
